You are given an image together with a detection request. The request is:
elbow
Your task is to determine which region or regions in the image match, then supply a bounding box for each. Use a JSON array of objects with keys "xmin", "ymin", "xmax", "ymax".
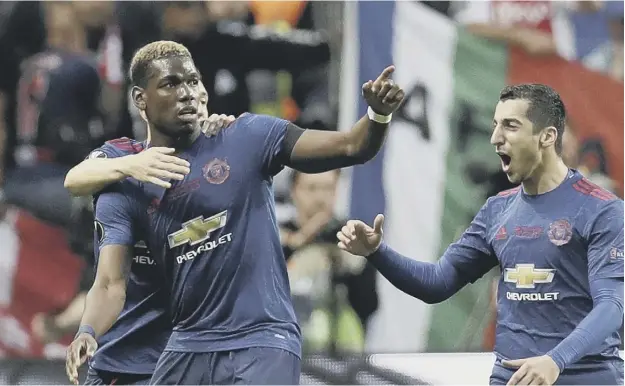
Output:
[
  {"xmin": 64, "ymin": 170, "xmax": 84, "ymax": 196},
  {"xmin": 345, "ymin": 142, "xmax": 378, "ymax": 165},
  {"xmin": 90, "ymin": 278, "xmax": 127, "ymax": 304}
]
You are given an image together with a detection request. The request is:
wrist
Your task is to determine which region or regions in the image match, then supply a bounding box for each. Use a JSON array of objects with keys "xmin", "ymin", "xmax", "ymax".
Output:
[
  {"xmin": 112, "ymin": 156, "xmax": 131, "ymax": 178},
  {"xmin": 366, "ymin": 241, "xmax": 385, "ymax": 259},
  {"xmin": 545, "ymin": 351, "xmax": 565, "ymax": 373},
  {"xmin": 75, "ymin": 324, "xmax": 96, "ymax": 340},
  {"xmin": 367, "ymin": 106, "xmax": 392, "ymax": 124}
]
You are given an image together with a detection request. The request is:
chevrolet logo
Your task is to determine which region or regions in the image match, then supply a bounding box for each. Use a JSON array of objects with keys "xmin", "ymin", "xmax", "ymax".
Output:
[
  {"xmin": 168, "ymin": 211, "xmax": 227, "ymax": 248},
  {"xmin": 504, "ymin": 264, "xmax": 555, "ymax": 289}
]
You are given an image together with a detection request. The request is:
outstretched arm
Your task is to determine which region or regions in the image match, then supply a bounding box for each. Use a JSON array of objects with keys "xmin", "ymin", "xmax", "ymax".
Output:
[
  {"xmin": 282, "ymin": 66, "xmax": 404, "ymax": 173},
  {"xmin": 338, "ymin": 203, "xmax": 498, "ymax": 304},
  {"xmin": 65, "ymin": 155, "xmax": 131, "ymax": 197},
  {"xmin": 64, "ymin": 147, "xmax": 193, "ymax": 196},
  {"xmin": 65, "ymin": 115, "xmax": 234, "ymax": 196}
]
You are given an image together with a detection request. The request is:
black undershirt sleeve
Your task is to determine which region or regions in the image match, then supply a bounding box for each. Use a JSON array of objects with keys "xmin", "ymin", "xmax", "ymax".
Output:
[{"xmin": 280, "ymin": 123, "xmax": 373, "ymax": 173}]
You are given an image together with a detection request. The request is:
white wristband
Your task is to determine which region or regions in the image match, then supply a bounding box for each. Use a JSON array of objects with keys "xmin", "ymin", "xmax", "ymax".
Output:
[{"xmin": 367, "ymin": 106, "xmax": 392, "ymax": 124}]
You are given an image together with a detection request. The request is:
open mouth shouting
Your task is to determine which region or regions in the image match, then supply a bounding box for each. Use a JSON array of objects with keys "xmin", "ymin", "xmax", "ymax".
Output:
[{"xmin": 497, "ymin": 152, "xmax": 512, "ymax": 173}]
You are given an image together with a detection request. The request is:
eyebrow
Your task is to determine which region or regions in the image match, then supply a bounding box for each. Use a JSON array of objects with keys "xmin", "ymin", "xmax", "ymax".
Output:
[
  {"xmin": 494, "ymin": 118, "xmax": 523, "ymax": 126},
  {"xmin": 159, "ymin": 75, "xmax": 181, "ymax": 84}
]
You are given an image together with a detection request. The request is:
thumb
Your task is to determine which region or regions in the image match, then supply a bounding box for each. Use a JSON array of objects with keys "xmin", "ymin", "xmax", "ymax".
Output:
[
  {"xmin": 373, "ymin": 214, "xmax": 384, "ymax": 233},
  {"xmin": 86, "ymin": 342, "xmax": 96, "ymax": 358},
  {"xmin": 361, "ymin": 80, "xmax": 373, "ymax": 94},
  {"xmin": 502, "ymin": 359, "xmax": 525, "ymax": 368}
]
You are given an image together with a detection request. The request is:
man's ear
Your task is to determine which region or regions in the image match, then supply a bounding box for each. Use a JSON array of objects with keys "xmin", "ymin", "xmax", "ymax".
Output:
[
  {"xmin": 131, "ymin": 86, "xmax": 147, "ymax": 111},
  {"xmin": 540, "ymin": 126, "xmax": 558, "ymax": 149}
]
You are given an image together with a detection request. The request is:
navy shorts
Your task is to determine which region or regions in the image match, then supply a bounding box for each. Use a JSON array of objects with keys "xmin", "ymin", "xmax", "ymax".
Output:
[
  {"xmin": 150, "ymin": 347, "xmax": 301, "ymax": 385},
  {"xmin": 84, "ymin": 367, "xmax": 151, "ymax": 385},
  {"xmin": 490, "ymin": 360, "xmax": 624, "ymax": 385}
]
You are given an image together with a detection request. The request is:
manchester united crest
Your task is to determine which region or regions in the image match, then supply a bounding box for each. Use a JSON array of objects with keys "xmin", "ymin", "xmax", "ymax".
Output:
[
  {"xmin": 203, "ymin": 158, "xmax": 230, "ymax": 184},
  {"xmin": 547, "ymin": 219, "xmax": 572, "ymax": 246}
]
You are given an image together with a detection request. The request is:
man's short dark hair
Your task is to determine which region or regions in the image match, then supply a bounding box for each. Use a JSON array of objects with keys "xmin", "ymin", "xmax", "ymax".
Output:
[
  {"xmin": 129, "ymin": 40, "xmax": 192, "ymax": 88},
  {"xmin": 499, "ymin": 84, "xmax": 566, "ymax": 154}
]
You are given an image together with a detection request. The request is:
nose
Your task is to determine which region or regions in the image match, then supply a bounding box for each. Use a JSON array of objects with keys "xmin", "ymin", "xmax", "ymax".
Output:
[
  {"xmin": 490, "ymin": 125, "xmax": 504, "ymax": 147},
  {"xmin": 178, "ymin": 82, "xmax": 196, "ymax": 102}
]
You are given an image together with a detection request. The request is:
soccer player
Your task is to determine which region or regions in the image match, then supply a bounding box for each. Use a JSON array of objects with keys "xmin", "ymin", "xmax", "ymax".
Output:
[
  {"xmin": 65, "ymin": 40, "xmax": 404, "ymax": 385},
  {"xmin": 64, "ymin": 99, "xmax": 233, "ymax": 384},
  {"xmin": 337, "ymin": 84, "xmax": 624, "ymax": 385},
  {"xmin": 65, "ymin": 84, "xmax": 234, "ymax": 196}
]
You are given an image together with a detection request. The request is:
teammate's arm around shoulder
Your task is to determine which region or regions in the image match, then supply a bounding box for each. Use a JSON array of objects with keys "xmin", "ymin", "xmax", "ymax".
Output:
[
  {"xmin": 65, "ymin": 188, "xmax": 136, "ymax": 384},
  {"xmin": 64, "ymin": 146, "xmax": 191, "ymax": 197},
  {"xmin": 284, "ymin": 66, "xmax": 405, "ymax": 173}
]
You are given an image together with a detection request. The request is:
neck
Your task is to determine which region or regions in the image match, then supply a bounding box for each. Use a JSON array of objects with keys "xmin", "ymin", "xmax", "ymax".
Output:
[
  {"xmin": 147, "ymin": 124, "xmax": 201, "ymax": 150},
  {"xmin": 522, "ymin": 154, "xmax": 569, "ymax": 195}
]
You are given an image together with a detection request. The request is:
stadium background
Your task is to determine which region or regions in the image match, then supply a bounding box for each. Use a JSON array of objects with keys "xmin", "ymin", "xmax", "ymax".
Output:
[{"xmin": 0, "ymin": 1, "xmax": 622, "ymax": 384}]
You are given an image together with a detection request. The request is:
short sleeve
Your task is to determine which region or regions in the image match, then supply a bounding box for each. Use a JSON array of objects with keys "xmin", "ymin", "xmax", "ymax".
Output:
[
  {"xmin": 240, "ymin": 113, "xmax": 289, "ymax": 176},
  {"xmin": 94, "ymin": 186, "xmax": 137, "ymax": 248},
  {"xmin": 586, "ymin": 200, "xmax": 624, "ymax": 282},
  {"xmin": 87, "ymin": 138, "xmax": 142, "ymax": 160},
  {"xmin": 443, "ymin": 199, "xmax": 498, "ymax": 283}
]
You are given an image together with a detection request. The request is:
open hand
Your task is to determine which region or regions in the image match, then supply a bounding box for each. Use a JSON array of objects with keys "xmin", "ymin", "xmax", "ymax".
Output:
[
  {"xmin": 123, "ymin": 147, "xmax": 191, "ymax": 189},
  {"xmin": 362, "ymin": 66, "xmax": 405, "ymax": 116},
  {"xmin": 201, "ymin": 114, "xmax": 236, "ymax": 137},
  {"xmin": 337, "ymin": 214, "xmax": 385, "ymax": 256},
  {"xmin": 65, "ymin": 333, "xmax": 98, "ymax": 385},
  {"xmin": 503, "ymin": 355, "xmax": 560, "ymax": 385}
]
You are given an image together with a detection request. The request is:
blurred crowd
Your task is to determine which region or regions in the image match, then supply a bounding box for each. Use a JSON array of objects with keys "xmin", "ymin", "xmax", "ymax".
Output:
[{"xmin": 0, "ymin": 0, "xmax": 621, "ymax": 361}]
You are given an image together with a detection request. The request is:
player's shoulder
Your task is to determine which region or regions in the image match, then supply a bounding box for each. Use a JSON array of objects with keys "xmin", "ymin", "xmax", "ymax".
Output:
[
  {"xmin": 234, "ymin": 112, "xmax": 289, "ymax": 130},
  {"xmin": 570, "ymin": 175, "xmax": 620, "ymax": 205},
  {"xmin": 570, "ymin": 175, "xmax": 623, "ymax": 227},
  {"xmin": 495, "ymin": 186, "xmax": 521, "ymax": 198},
  {"xmin": 88, "ymin": 137, "xmax": 145, "ymax": 159},
  {"xmin": 486, "ymin": 186, "xmax": 521, "ymax": 210}
]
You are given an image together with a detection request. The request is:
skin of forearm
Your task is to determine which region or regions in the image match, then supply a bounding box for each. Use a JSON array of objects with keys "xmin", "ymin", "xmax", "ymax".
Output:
[
  {"xmin": 80, "ymin": 281, "xmax": 126, "ymax": 338},
  {"xmin": 64, "ymin": 157, "xmax": 128, "ymax": 196},
  {"xmin": 345, "ymin": 115, "xmax": 389, "ymax": 162}
]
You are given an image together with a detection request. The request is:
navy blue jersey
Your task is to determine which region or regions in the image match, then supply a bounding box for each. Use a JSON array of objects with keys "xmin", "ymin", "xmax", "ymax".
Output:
[
  {"xmin": 99, "ymin": 114, "xmax": 301, "ymax": 358},
  {"xmin": 89, "ymin": 139, "xmax": 171, "ymax": 375},
  {"xmin": 445, "ymin": 170, "xmax": 623, "ymax": 369}
]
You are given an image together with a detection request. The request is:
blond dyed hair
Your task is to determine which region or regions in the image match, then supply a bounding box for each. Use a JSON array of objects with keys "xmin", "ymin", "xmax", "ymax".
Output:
[{"xmin": 129, "ymin": 40, "xmax": 192, "ymax": 87}]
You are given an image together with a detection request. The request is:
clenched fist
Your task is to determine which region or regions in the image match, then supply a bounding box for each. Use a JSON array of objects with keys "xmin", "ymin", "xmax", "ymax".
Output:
[{"xmin": 362, "ymin": 66, "xmax": 405, "ymax": 116}]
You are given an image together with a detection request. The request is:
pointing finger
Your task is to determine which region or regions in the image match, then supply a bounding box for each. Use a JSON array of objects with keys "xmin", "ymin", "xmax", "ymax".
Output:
[{"xmin": 375, "ymin": 65, "xmax": 395, "ymax": 83}]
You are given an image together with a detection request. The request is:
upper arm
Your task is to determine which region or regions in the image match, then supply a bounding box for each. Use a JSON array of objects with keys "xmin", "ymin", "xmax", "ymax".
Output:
[
  {"xmin": 94, "ymin": 187, "xmax": 137, "ymax": 247},
  {"xmin": 586, "ymin": 200, "xmax": 624, "ymax": 282},
  {"xmin": 442, "ymin": 200, "xmax": 498, "ymax": 283},
  {"xmin": 93, "ymin": 187, "xmax": 137, "ymax": 286},
  {"xmin": 286, "ymin": 128, "xmax": 351, "ymax": 165},
  {"xmin": 241, "ymin": 114, "xmax": 290, "ymax": 176}
]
